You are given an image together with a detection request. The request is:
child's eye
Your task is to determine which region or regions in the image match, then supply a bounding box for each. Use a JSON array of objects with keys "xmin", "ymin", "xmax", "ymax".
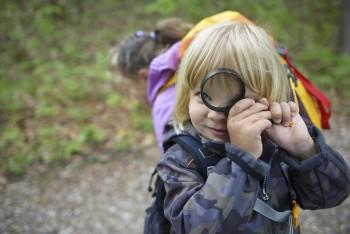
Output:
[
  {"xmin": 201, "ymin": 92, "xmax": 211, "ymax": 101},
  {"xmin": 193, "ymin": 91, "xmax": 205, "ymax": 103}
]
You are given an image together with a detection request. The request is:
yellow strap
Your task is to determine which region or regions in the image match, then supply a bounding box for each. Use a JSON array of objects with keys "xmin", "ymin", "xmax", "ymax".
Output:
[
  {"xmin": 293, "ymin": 79, "xmax": 322, "ymax": 128},
  {"xmin": 292, "ymin": 200, "xmax": 300, "ymax": 229},
  {"xmin": 289, "ymin": 77, "xmax": 300, "ymax": 113},
  {"xmin": 158, "ymin": 73, "xmax": 177, "ymax": 95}
]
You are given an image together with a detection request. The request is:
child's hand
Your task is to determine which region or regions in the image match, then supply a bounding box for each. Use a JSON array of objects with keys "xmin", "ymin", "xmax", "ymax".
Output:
[
  {"xmin": 227, "ymin": 98, "xmax": 272, "ymax": 159},
  {"xmin": 264, "ymin": 100, "xmax": 317, "ymax": 160}
]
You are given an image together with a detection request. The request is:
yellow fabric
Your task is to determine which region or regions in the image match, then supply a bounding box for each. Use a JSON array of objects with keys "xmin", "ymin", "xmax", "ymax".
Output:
[
  {"xmin": 294, "ymin": 80, "xmax": 322, "ymax": 128},
  {"xmin": 289, "ymin": 78, "xmax": 300, "ymax": 113},
  {"xmin": 158, "ymin": 73, "xmax": 176, "ymax": 95},
  {"xmin": 292, "ymin": 200, "xmax": 300, "ymax": 229}
]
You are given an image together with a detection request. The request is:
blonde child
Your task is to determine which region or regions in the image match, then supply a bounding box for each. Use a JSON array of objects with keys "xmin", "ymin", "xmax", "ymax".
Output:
[{"xmin": 156, "ymin": 22, "xmax": 350, "ymax": 233}]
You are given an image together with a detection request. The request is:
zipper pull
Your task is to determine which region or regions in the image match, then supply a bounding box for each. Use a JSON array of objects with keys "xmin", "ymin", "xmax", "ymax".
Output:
[
  {"xmin": 261, "ymin": 175, "xmax": 270, "ymax": 201},
  {"xmin": 261, "ymin": 189, "xmax": 270, "ymax": 201}
]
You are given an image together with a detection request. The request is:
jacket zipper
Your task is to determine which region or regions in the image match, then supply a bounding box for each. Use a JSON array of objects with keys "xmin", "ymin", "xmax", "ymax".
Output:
[
  {"xmin": 261, "ymin": 175, "xmax": 270, "ymax": 201},
  {"xmin": 260, "ymin": 148, "xmax": 279, "ymax": 201}
]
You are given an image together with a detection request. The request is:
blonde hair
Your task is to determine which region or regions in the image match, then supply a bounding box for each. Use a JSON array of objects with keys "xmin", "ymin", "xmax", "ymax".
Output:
[{"xmin": 174, "ymin": 22, "xmax": 290, "ymax": 124}]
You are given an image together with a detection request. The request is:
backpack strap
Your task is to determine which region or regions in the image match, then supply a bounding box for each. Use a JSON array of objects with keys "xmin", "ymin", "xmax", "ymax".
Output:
[
  {"xmin": 149, "ymin": 134, "xmax": 221, "ymax": 195},
  {"xmin": 253, "ymin": 198, "xmax": 292, "ymax": 222},
  {"xmin": 169, "ymin": 134, "xmax": 221, "ymax": 178},
  {"xmin": 253, "ymin": 199, "xmax": 294, "ymax": 234},
  {"xmin": 280, "ymin": 162, "xmax": 301, "ymax": 229}
]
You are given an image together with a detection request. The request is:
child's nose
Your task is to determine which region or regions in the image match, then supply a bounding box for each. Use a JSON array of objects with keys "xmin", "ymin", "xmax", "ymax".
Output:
[{"xmin": 208, "ymin": 109, "xmax": 226, "ymax": 121}]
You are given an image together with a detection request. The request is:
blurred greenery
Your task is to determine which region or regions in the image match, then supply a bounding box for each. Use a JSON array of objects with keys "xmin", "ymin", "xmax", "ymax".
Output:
[{"xmin": 0, "ymin": 0, "xmax": 349, "ymax": 176}]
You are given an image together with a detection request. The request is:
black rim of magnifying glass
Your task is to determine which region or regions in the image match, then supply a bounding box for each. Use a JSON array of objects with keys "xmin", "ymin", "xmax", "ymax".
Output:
[{"xmin": 200, "ymin": 68, "xmax": 245, "ymax": 113}]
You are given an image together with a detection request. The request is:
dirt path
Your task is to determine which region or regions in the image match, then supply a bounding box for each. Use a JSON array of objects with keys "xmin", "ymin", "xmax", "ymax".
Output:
[{"xmin": 1, "ymin": 111, "xmax": 349, "ymax": 234}]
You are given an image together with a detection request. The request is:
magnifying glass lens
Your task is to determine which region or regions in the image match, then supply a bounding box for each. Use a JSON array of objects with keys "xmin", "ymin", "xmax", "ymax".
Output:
[{"xmin": 201, "ymin": 68, "xmax": 245, "ymax": 112}]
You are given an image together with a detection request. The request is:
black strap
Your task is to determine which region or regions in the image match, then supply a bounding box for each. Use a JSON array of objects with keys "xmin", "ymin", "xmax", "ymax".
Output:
[
  {"xmin": 149, "ymin": 134, "xmax": 220, "ymax": 195},
  {"xmin": 280, "ymin": 162, "xmax": 297, "ymax": 201},
  {"xmin": 169, "ymin": 134, "xmax": 221, "ymax": 179}
]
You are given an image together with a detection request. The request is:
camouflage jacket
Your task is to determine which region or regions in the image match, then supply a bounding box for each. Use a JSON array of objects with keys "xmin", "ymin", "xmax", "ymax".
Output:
[{"xmin": 156, "ymin": 122, "xmax": 350, "ymax": 234}]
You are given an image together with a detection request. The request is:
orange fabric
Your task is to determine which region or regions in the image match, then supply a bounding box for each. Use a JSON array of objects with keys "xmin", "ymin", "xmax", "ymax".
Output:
[
  {"xmin": 158, "ymin": 73, "xmax": 176, "ymax": 95},
  {"xmin": 179, "ymin": 11, "xmax": 254, "ymax": 58}
]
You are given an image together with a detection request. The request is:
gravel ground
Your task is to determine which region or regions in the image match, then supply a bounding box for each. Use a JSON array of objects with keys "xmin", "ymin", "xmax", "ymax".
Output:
[{"xmin": 1, "ymin": 112, "xmax": 349, "ymax": 234}]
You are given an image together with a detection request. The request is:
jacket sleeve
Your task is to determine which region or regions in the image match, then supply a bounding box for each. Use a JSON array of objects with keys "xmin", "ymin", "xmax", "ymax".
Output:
[
  {"xmin": 279, "ymin": 126, "xmax": 350, "ymax": 209},
  {"xmin": 157, "ymin": 143, "xmax": 270, "ymax": 233}
]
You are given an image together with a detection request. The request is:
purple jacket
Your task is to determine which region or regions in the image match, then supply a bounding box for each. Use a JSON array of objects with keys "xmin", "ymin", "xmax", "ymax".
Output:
[{"xmin": 147, "ymin": 42, "xmax": 180, "ymax": 152}]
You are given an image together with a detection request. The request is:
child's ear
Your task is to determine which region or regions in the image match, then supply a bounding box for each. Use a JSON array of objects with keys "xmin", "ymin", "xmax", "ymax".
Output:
[{"xmin": 138, "ymin": 68, "xmax": 149, "ymax": 80}]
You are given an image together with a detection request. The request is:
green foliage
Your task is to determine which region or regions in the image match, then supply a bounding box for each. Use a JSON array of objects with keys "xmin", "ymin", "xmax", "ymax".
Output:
[
  {"xmin": 106, "ymin": 93, "xmax": 123, "ymax": 108},
  {"xmin": 132, "ymin": 114, "xmax": 153, "ymax": 132},
  {"xmin": 115, "ymin": 141, "xmax": 130, "ymax": 152},
  {"xmin": 130, "ymin": 100, "xmax": 153, "ymax": 131},
  {"xmin": 0, "ymin": 0, "xmax": 130, "ymax": 175},
  {"xmin": 114, "ymin": 130, "xmax": 134, "ymax": 153},
  {"xmin": 78, "ymin": 126, "xmax": 107, "ymax": 144},
  {"xmin": 8, "ymin": 154, "xmax": 33, "ymax": 176},
  {"xmin": 298, "ymin": 47, "xmax": 350, "ymax": 98},
  {"xmin": 145, "ymin": 0, "xmax": 178, "ymax": 16}
]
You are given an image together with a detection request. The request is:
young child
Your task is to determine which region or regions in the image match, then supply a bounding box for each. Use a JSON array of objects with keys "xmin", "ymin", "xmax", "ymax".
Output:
[
  {"xmin": 109, "ymin": 18, "xmax": 192, "ymax": 152},
  {"xmin": 156, "ymin": 22, "xmax": 350, "ymax": 233}
]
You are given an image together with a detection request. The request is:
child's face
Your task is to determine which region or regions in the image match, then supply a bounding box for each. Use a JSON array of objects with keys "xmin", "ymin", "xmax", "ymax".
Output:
[
  {"xmin": 189, "ymin": 88, "xmax": 230, "ymax": 142},
  {"xmin": 189, "ymin": 85, "xmax": 257, "ymax": 142}
]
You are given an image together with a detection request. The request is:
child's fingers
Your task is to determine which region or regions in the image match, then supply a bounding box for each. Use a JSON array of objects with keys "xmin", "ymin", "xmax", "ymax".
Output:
[
  {"xmin": 281, "ymin": 102, "xmax": 291, "ymax": 126},
  {"xmin": 270, "ymin": 102, "xmax": 282, "ymax": 124},
  {"xmin": 271, "ymin": 102, "xmax": 297, "ymax": 126},
  {"xmin": 288, "ymin": 101, "xmax": 298, "ymax": 117},
  {"xmin": 228, "ymin": 98, "xmax": 255, "ymax": 118},
  {"xmin": 253, "ymin": 118, "xmax": 273, "ymax": 134},
  {"xmin": 229, "ymin": 100, "xmax": 268, "ymax": 120},
  {"xmin": 286, "ymin": 101, "xmax": 298, "ymax": 128},
  {"xmin": 233, "ymin": 102, "xmax": 269, "ymax": 121},
  {"xmin": 228, "ymin": 111, "xmax": 272, "ymax": 141},
  {"xmin": 258, "ymin": 97, "xmax": 269, "ymax": 107},
  {"xmin": 243, "ymin": 110, "xmax": 272, "ymax": 124}
]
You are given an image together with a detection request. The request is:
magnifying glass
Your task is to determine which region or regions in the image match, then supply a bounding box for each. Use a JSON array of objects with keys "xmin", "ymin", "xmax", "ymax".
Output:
[{"xmin": 200, "ymin": 68, "xmax": 245, "ymax": 113}]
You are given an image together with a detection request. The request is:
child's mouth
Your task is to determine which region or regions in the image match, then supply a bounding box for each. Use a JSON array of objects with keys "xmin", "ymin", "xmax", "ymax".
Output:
[{"xmin": 208, "ymin": 127, "xmax": 227, "ymax": 137}]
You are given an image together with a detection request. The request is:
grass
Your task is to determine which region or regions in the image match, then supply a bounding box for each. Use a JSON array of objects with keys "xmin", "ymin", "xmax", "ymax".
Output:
[{"xmin": 0, "ymin": 1, "xmax": 154, "ymax": 176}]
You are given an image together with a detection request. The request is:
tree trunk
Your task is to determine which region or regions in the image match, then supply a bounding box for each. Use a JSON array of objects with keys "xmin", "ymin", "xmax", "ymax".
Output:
[{"xmin": 339, "ymin": 0, "xmax": 350, "ymax": 54}]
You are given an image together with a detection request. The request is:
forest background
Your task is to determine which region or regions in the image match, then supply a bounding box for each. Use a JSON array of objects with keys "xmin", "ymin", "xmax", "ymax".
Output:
[{"xmin": 1, "ymin": 0, "xmax": 350, "ymax": 179}]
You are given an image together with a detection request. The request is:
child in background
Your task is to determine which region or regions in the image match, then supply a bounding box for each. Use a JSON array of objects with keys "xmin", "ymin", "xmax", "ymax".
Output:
[
  {"xmin": 109, "ymin": 18, "xmax": 192, "ymax": 152},
  {"xmin": 157, "ymin": 22, "xmax": 350, "ymax": 233}
]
